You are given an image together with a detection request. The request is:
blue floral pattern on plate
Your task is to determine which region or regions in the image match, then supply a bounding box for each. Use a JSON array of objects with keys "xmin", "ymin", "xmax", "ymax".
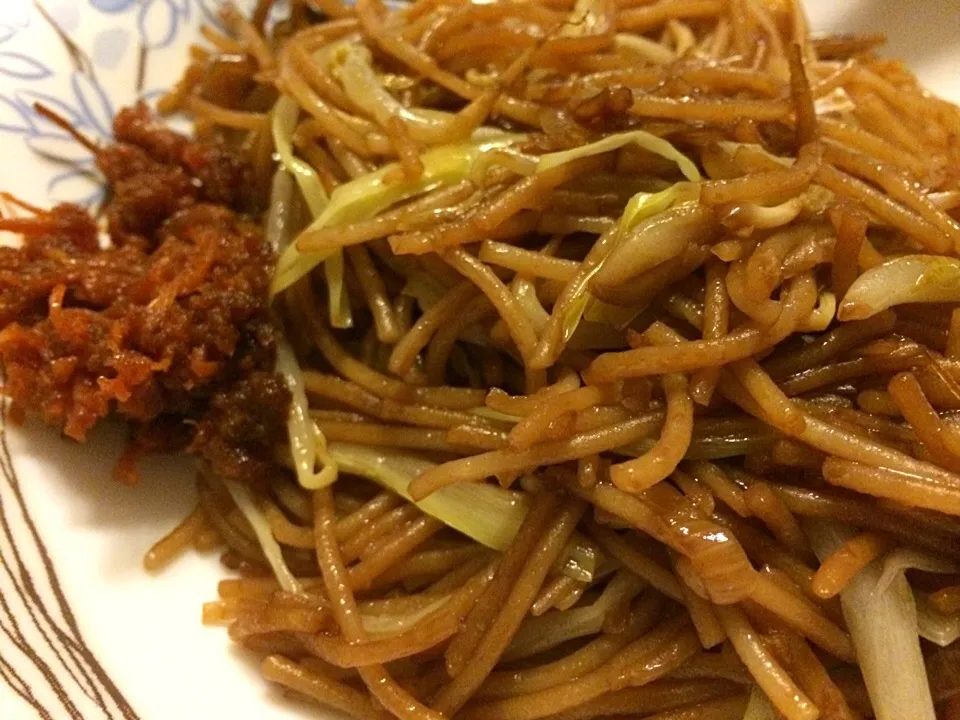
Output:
[
  {"xmin": 92, "ymin": 0, "xmax": 223, "ymax": 49},
  {"xmin": 0, "ymin": 0, "xmax": 261, "ymax": 206}
]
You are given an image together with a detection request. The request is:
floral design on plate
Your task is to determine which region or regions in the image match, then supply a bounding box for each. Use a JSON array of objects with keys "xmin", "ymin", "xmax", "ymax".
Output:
[
  {"xmin": 0, "ymin": 0, "xmax": 260, "ymax": 207},
  {"xmin": 90, "ymin": 0, "xmax": 222, "ymax": 50}
]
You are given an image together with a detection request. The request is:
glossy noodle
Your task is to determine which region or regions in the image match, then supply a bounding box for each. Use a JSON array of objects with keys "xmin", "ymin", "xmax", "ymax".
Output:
[{"xmin": 135, "ymin": 0, "xmax": 960, "ymax": 718}]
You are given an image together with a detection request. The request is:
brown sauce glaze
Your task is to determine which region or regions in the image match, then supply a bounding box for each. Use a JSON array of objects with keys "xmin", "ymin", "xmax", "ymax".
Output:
[{"xmin": 0, "ymin": 103, "xmax": 289, "ymax": 487}]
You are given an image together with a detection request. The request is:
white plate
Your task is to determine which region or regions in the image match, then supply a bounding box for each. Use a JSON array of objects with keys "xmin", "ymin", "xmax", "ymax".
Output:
[{"xmin": 0, "ymin": 1, "xmax": 957, "ymax": 718}]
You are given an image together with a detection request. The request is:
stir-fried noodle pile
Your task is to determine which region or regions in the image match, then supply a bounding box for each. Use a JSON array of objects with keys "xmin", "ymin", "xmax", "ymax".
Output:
[{"xmin": 142, "ymin": 0, "xmax": 960, "ymax": 717}]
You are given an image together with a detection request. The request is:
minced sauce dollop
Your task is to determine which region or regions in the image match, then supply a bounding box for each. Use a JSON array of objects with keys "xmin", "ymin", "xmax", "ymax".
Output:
[{"xmin": 0, "ymin": 104, "xmax": 290, "ymax": 486}]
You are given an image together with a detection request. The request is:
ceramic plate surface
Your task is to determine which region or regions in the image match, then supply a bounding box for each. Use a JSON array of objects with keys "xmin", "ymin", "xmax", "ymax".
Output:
[{"xmin": 0, "ymin": 1, "xmax": 957, "ymax": 718}]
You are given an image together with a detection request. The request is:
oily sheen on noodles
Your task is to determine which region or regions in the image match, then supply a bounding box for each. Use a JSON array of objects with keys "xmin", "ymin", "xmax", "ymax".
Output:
[{"xmin": 143, "ymin": 1, "xmax": 960, "ymax": 719}]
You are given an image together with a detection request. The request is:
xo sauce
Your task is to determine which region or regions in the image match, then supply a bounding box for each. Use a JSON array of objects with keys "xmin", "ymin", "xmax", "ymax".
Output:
[{"xmin": 0, "ymin": 103, "xmax": 290, "ymax": 488}]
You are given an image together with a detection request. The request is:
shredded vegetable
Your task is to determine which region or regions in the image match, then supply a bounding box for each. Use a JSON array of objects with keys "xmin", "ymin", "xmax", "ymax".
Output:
[
  {"xmin": 807, "ymin": 519, "xmax": 936, "ymax": 720},
  {"xmin": 558, "ymin": 178, "xmax": 701, "ymax": 342},
  {"xmin": 324, "ymin": 249, "xmax": 353, "ymax": 329},
  {"xmin": 362, "ymin": 596, "xmax": 449, "ymax": 637},
  {"xmin": 876, "ymin": 548, "xmax": 960, "ymax": 595},
  {"xmin": 272, "ymin": 96, "xmax": 329, "ymax": 215},
  {"xmin": 502, "ymin": 572, "xmax": 645, "ymax": 662},
  {"xmin": 265, "ymin": 169, "xmax": 296, "ymax": 253},
  {"xmin": 267, "ymin": 164, "xmax": 338, "ymax": 491},
  {"xmin": 272, "ymin": 135, "xmax": 523, "ymax": 294},
  {"xmin": 839, "ymin": 254, "xmax": 960, "ymax": 321},
  {"xmin": 334, "ymin": 43, "xmax": 482, "ymax": 146},
  {"xmin": 328, "ymin": 442, "xmax": 596, "ymax": 580},
  {"xmin": 328, "ymin": 441, "xmax": 530, "ymax": 552},
  {"xmin": 742, "ymin": 687, "xmax": 779, "ymax": 720},
  {"xmin": 535, "ymin": 129, "xmax": 701, "ymax": 182},
  {"xmin": 916, "ymin": 592, "xmax": 960, "ymax": 647},
  {"xmin": 617, "ymin": 182, "xmax": 702, "ymax": 236},
  {"xmin": 223, "ymin": 478, "xmax": 303, "ymax": 595},
  {"xmin": 274, "ymin": 96, "xmax": 352, "ymax": 327},
  {"xmin": 593, "ymin": 204, "xmax": 715, "ymax": 290},
  {"xmin": 278, "ymin": 340, "xmax": 338, "ymax": 490}
]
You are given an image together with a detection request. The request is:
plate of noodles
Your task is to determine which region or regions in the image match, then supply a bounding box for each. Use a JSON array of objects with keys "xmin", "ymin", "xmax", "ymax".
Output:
[{"xmin": 1, "ymin": 0, "xmax": 960, "ymax": 718}]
